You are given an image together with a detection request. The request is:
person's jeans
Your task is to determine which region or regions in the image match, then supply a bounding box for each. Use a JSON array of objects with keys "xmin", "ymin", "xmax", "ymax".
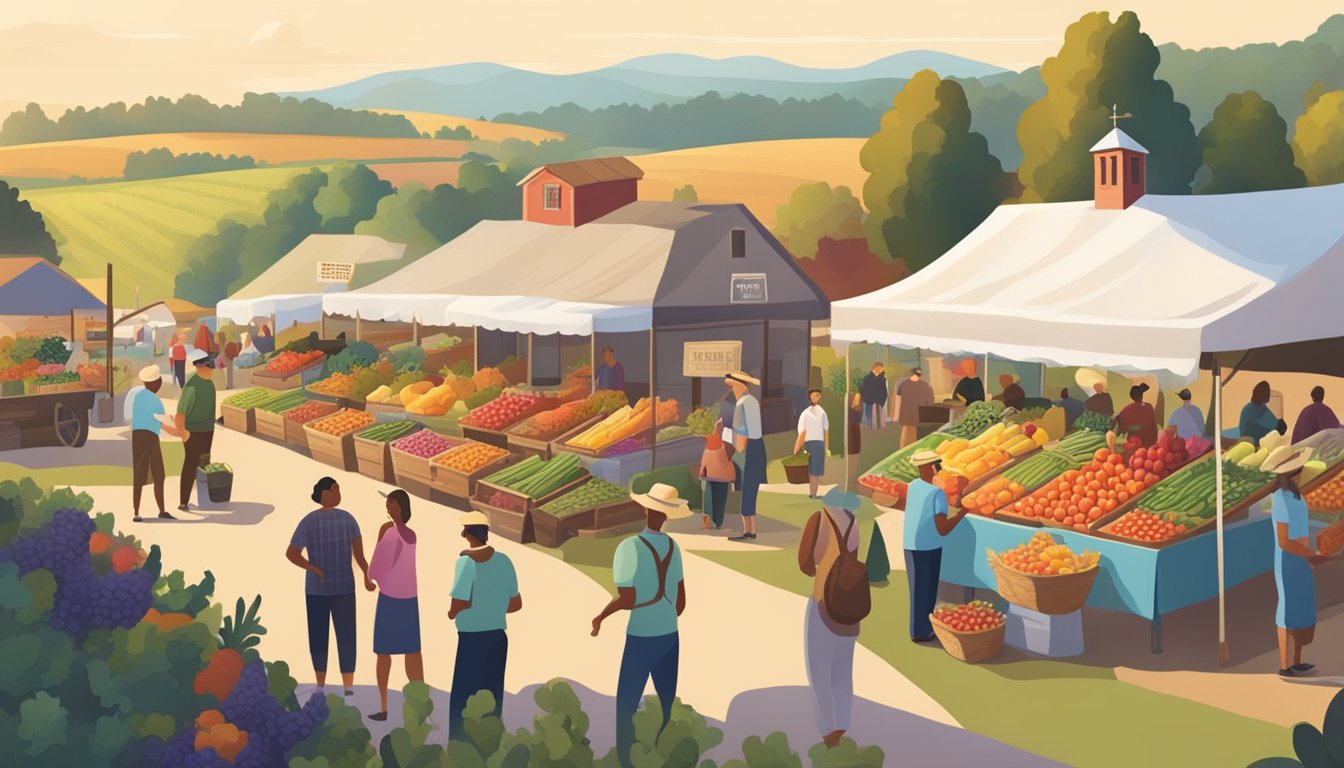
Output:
[
  {"xmin": 172, "ymin": 359, "xmax": 186, "ymax": 388},
  {"xmin": 740, "ymin": 438, "xmax": 766, "ymax": 517},
  {"xmin": 450, "ymin": 629, "xmax": 509, "ymax": 741},
  {"xmin": 704, "ymin": 481, "xmax": 729, "ymax": 528},
  {"xmin": 179, "ymin": 430, "xmax": 214, "ymax": 506},
  {"xmin": 306, "ymin": 593, "xmax": 357, "ymax": 674},
  {"xmin": 864, "ymin": 403, "xmax": 886, "ymax": 430},
  {"xmin": 616, "ymin": 632, "xmax": 679, "ymax": 768},
  {"xmin": 804, "ymin": 600, "xmax": 856, "ymax": 736},
  {"xmin": 904, "ymin": 549, "xmax": 943, "ymax": 639}
]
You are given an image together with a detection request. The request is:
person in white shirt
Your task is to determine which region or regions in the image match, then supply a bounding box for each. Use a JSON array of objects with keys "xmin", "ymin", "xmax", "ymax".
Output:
[{"xmin": 794, "ymin": 389, "xmax": 830, "ymax": 498}]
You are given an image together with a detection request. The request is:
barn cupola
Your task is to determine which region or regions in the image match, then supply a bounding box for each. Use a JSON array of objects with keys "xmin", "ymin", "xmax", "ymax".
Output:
[
  {"xmin": 1090, "ymin": 105, "xmax": 1148, "ymax": 210},
  {"xmin": 516, "ymin": 157, "xmax": 644, "ymax": 226}
]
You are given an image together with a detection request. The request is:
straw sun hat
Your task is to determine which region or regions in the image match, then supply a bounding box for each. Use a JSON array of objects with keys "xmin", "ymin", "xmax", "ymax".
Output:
[
  {"xmin": 1075, "ymin": 368, "xmax": 1107, "ymax": 391},
  {"xmin": 911, "ymin": 450, "xmax": 942, "ymax": 468},
  {"xmin": 1261, "ymin": 447, "xmax": 1314, "ymax": 476},
  {"xmin": 725, "ymin": 370, "xmax": 760, "ymax": 387},
  {"xmin": 631, "ymin": 483, "xmax": 693, "ymax": 519}
]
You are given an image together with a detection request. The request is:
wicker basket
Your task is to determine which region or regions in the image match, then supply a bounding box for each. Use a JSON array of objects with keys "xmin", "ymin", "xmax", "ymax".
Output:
[
  {"xmin": 783, "ymin": 461, "xmax": 810, "ymax": 484},
  {"xmin": 986, "ymin": 549, "xmax": 1099, "ymax": 615},
  {"xmin": 930, "ymin": 615, "xmax": 1005, "ymax": 662}
]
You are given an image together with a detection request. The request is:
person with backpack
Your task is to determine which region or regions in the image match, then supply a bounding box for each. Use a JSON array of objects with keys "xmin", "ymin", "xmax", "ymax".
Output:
[
  {"xmin": 904, "ymin": 451, "xmax": 969, "ymax": 642},
  {"xmin": 591, "ymin": 483, "xmax": 690, "ymax": 768},
  {"xmin": 448, "ymin": 511, "xmax": 521, "ymax": 740},
  {"xmin": 798, "ymin": 487, "xmax": 868, "ymax": 749}
]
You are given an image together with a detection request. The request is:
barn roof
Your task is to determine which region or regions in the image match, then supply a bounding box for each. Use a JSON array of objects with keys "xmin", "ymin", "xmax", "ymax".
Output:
[
  {"xmin": 515, "ymin": 156, "xmax": 645, "ymax": 188},
  {"xmin": 0, "ymin": 257, "xmax": 105, "ymax": 316}
]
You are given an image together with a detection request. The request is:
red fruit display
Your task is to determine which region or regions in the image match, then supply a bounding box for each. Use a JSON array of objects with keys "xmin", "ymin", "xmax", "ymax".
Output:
[
  {"xmin": 932, "ymin": 600, "xmax": 1005, "ymax": 633},
  {"xmin": 461, "ymin": 393, "xmax": 543, "ymax": 430},
  {"xmin": 1006, "ymin": 442, "xmax": 1189, "ymax": 532},
  {"xmin": 391, "ymin": 430, "xmax": 457, "ymax": 458},
  {"xmin": 1106, "ymin": 510, "xmax": 1189, "ymax": 543},
  {"xmin": 265, "ymin": 350, "xmax": 324, "ymax": 375}
]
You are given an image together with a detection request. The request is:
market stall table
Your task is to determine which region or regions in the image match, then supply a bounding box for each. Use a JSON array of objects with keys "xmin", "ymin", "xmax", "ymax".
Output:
[{"xmin": 939, "ymin": 511, "xmax": 1277, "ymax": 653}]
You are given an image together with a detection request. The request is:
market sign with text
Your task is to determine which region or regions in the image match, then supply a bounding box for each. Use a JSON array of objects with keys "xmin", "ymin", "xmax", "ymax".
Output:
[
  {"xmin": 730, "ymin": 273, "xmax": 768, "ymax": 303},
  {"xmin": 316, "ymin": 261, "xmax": 356, "ymax": 284},
  {"xmin": 683, "ymin": 341, "xmax": 743, "ymax": 378}
]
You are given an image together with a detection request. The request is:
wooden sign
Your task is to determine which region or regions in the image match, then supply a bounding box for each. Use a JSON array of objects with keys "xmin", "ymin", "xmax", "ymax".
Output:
[
  {"xmin": 316, "ymin": 261, "xmax": 356, "ymax": 284},
  {"xmin": 730, "ymin": 273, "xmax": 768, "ymax": 303},
  {"xmin": 683, "ymin": 341, "xmax": 742, "ymax": 378}
]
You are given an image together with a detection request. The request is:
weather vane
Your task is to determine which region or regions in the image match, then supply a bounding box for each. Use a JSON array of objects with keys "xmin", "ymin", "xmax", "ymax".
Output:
[{"xmin": 1109, "ymin": 104, "xmax": 1132, "ymax": 129}]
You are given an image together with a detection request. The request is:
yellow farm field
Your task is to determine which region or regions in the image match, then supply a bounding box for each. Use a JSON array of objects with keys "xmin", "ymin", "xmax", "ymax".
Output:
[
  {"xmin": 630, "ymin": 138, "xmax": 867, "ymax": 227},
  {"xmin": 23, "ymin": 167, "xmax": 309, "ymax": 304},
  {"xmin": 371, "ymin": 110, "xmax": 564, "ymax": 143},
  {"xmin": 0, "ymin": 132, "xmax": 472, "ymax": 180}
]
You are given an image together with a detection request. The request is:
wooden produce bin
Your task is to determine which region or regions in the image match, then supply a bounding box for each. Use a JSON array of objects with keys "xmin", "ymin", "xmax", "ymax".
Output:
[
  {"xmin": 305, "ymin": 426, "xmax": 364, "ymax": 472},
  {"xmin": 354, "ymin": 424, "xmax": 423, "ymax": 484},
  {"xmin": 251, "ymin": 359, "xmax": 325, "ymax": 390},
  {"xmin": 430, "ymin": 446, "xmax": 514, "ymax": 499},
  {"xmin": 507, "ymin": 413, "xmax": 606, "ymax": 459},
  {"xmin": 35, "ymin": 381, "xmax": 89, "ymax": 395},
  {"xmin": 460, "ymin": 423, "xmax": 510, "ymax": 450},
  {"xmin": 283, "ymin": 404, "xmax": 338, "ymax": 451},
  {"xmin": 473, "ymin": 472, "xmax": 589, "ymax": 515},
  {"xmin": 390, "ymin": 436, "xmax": 465, "ymax": 499},
  {"xmin": 471, "ymin": 498, "xmax": 535, "ymax": 544},
  {"xmin": 254, "ymin": 408, "xmax": 289, "ymax": 442},
  {"xmin": 220, "ymin": 402, "xmax": 255, "ymax": 434},
  {"xmin": 532, "ymin": 507, "xmax": 595, "ymax": 548}
]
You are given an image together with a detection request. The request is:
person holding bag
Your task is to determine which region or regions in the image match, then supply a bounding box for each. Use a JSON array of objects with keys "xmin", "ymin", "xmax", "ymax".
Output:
[{"xmin": 697, "ymin": 420, "xmax": 735, "ymax": 530}]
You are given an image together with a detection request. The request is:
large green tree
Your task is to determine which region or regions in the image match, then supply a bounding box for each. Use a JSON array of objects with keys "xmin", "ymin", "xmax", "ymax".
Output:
[
  {"xmin": 1016, "ymin": 11, "xmax": 1202, "ymax": 202},
  {"xmin": 861, "ymin": 70, "xmax": 1013, "ymax": 271},
  {"xmin": 773, "ymin": 182, "xmax": 864, "ymax": 259},
  {"xmin": 1196, "ymin": 92, "xmax": 1305, "ymax": 194},
  {"xmin": 1294, "ymin": 90, "xmax": 1344, "ymax": 186},
  {"xmin": 0, "ymin": 180, "xmax": 59, "ymax": 264},
  {"xmin": 313, "ymin": 163, "xmax": 393, "ymax": 233}
]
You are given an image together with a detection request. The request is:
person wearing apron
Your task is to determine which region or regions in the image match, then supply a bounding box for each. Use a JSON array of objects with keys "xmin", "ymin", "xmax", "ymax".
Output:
[{"xmin": 725, "ymin": 371, "xmax": 765, "ymax": 542}]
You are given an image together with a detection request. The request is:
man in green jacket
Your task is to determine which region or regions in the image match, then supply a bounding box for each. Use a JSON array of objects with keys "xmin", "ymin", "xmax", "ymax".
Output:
[{"xmin": 175, "ymin": 348, "xmax": 217, "ymax": 511}]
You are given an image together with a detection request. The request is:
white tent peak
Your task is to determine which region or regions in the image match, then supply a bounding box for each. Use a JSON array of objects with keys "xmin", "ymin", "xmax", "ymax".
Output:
[{"xmin": 1090, "ymin": 128, "xmax": 1148, "ymax": 155}]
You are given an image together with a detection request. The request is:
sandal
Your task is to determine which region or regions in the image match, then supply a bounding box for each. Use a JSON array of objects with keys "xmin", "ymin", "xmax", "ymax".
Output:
[
  {"xmin": 133, "ymin": 515, "xmax": 144, "ymax": 523},
  {"xmin": 368, "ymin": 711, "xmax": 388, "ymax": 722}
]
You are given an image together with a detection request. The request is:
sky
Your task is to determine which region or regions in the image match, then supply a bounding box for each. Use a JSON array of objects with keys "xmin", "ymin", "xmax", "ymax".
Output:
[{"xmin": 1, "ymin": 1, "xmax": 1339, "ymax": 111}]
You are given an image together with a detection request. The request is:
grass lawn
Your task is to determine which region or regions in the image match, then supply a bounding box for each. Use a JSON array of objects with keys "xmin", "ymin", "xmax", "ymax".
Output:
[
  {"xmin": 696, "ymin": 493, "xmax": 1292, "ymax": 768},
  {"xmin": 0, "ymin": 441, "xmax": 185, "ymax": 487}
]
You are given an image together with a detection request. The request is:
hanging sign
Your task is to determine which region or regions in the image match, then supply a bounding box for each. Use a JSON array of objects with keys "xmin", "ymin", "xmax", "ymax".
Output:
[
  {"xmin": 683, "ymin": 341, "xmax": 742, "ymax": 378},
  {"xmin": 316, "ymin": 261, "xmax": 356, "ymax": 284},
  {"xmin": 730, "ymin": 273, "xmax": 768, "ymax": 303}
]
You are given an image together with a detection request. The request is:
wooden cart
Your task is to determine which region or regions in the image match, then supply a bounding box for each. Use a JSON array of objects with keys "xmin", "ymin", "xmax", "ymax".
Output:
[{"xmin": 0, "ymin": 389, "xmax": 97, "ymax": 450}]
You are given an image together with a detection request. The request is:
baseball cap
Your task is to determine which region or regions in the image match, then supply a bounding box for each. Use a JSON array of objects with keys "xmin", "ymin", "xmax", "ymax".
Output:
[{"xmin": 188, "ymin": 348, "xmax": 214, "ymax": 367}]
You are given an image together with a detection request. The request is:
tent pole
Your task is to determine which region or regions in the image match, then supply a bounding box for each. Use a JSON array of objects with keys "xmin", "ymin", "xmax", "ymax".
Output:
[
  {"xmin": 355, "ymin": 311, "xmax": 362, "ymax": 342},
  {"xmin": 105, "ymin": 263, "xmax": 113, "ymax": 397},
  {"xmin": 473, "ymin": 327, "xmax": 479, "ymax": 373},
  {"xmin": 526, "ymin": 333, "xmax": 533, "ymax": 386},
  {"xmin": 590, "ymin": 333, "xmax": 597, "ymax": 394},
  {"xmin": 844, "ymin": 343, "xmax": 851, "ymax": 493},
  {"xmin": 320, "ymin": 312, "xmax": 326, "ymax": 340},
  {"xmin": 412, "ymin": 318, "xmax": 419, "ymax": 345},
  {"xmin": 1214, "ymin": 352, "xmax": 1229, "ymax": 665}
]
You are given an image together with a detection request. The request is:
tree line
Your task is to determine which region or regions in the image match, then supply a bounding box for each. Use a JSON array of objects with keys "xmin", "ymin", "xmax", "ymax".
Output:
[
  {"xmin": 123, "ymin": 148, "xmax": 258, "ymax": 180},
  {"xmin": 0, "ymin": 93, "xmax": 421, "ymax": 146}
]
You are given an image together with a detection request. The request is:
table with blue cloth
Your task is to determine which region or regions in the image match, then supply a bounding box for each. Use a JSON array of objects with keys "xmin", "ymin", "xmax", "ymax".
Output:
[{"xmin": 940, "ymin": 511, "xmax": 1278, "ymax": 653}]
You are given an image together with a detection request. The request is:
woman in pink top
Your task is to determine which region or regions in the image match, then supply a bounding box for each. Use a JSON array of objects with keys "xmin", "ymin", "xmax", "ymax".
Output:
[{"xmin": 367, "ymin": 489, "xmax": 424, "ymax": 721}]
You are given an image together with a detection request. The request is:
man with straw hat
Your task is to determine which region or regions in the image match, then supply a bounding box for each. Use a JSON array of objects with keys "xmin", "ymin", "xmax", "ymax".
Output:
[
  {"xmin": 448, "ymin": 510, "xmax": 521, "ymax": 738},
  {"xmin": 725, "ymin": 370, "xmax": 766, "ymax": 541},
  {"xmin": 903, "ymin": 450, "xmax": 968, "ymax": 643},
  {"xmin": 125, "ymin": 364, "xmax": 173, "ymax": 522},
  {"xmin": 1077, "ymin": 368, "xmax": 1113, "ymax": 416},
  {"xmin": 592, "ymin": 483, "xmax": 690, "ymax": 768},
  {"xmin": 1263, "ymin": 446, "xmax": 1338, "ymax": 677}
]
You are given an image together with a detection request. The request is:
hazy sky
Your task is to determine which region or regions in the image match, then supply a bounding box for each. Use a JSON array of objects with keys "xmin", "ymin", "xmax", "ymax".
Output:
[{"xmin": 2, "ymin": 1, "xmax": 1338, "ymax": 109}]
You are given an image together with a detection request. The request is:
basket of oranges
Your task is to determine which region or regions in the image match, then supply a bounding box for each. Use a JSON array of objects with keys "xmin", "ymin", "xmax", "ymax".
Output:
[
  {"xmin": 930, "ymin": 601, "xmax": 1006, "ymax": 662},
  {"xmin": 988, "ymin": 532, "xmax": 1101, "ymax": 615}
]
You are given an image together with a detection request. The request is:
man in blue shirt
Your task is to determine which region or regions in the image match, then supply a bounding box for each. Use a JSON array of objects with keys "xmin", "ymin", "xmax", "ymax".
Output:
[
  {"xmin": 595, "ymin": 345, "xmax": 626, "ymax": 392},
  {"xmin": 448, "ymin": 511, "xmax": 521, "ymax": 740},
  {"xmin": 125, "ymin": 365, "xmax": 172, "ymax": 522},
  {"xmin": 1169, "ymin": 388, "xmax": 1206, "ymax": 441},
  {"xmin": 592, "ymin": 483, "xmax": 690, "ymax": 768},
  {"xmin": 1054, "ymin": 388, "xmax": 1085, "ymax": 432},
  {"xmin": 903, "ymin": 451, "xmax": 968, "ymax": 642}
]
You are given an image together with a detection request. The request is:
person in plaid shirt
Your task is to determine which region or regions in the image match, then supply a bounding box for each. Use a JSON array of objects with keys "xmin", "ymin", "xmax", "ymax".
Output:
[{"xmin": 286, "ymin": 477, "xmax": 373, "ymax": 695}]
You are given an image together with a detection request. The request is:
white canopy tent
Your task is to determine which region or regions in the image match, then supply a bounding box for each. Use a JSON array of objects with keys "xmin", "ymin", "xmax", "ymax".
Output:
[{"xmin": 833, "ymin": 182, "xmax": 1344, "ymax": 664}]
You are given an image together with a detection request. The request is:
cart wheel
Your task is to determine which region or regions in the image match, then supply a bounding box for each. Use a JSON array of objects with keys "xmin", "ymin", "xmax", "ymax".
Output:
[{"xmin": 54, "ymin": 403, "xmax": 87, "ymax": 448}]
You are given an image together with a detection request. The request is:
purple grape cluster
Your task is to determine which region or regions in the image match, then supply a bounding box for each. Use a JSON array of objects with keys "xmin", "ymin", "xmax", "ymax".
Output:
[
  {"xmin": 152, "ymin": 729, "xmax": 197, "ymax": 768},
  {"xmin": 10, "ymin": 507, "xmax": 94, "ymax": 579},
  {"xmin": 182, "ymin": 748, "xmax": 231, "ymax": 768},
  {"xmin": 221, "ymin": 662, "xmax": 329, "ymax": 764}
]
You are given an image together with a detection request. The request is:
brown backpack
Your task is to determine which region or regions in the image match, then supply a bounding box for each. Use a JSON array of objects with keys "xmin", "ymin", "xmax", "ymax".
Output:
[
  {"xmin": 817, "ymin": 511, "xmax": 871, "ymax": 626},
  {"xmin": 632, "ymin": 535, "xmax": 676, "ymax": 610}
]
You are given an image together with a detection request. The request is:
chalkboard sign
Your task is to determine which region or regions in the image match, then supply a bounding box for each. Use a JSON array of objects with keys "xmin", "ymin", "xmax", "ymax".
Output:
[{"xmin": 730, "ymin": 273, "xmax": 767, "ymax": 303}]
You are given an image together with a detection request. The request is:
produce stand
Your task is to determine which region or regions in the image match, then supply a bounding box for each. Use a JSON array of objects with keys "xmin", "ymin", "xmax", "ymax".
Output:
[
  {"xmin": 460, "ymin": 424, "xmax": 511, "ymax": 450},
  {"xmin": 390, "ymin": 433, "xmax": 467, "ymax": 498},
  {"xmin": 531, "ymin": 480, "xmax": 644, "ymax": 548},
  {"xmin": 220, "ymin": 402, "xmax": 255, "ymax": 433},
  {"xmin": 283, "ymin": 403, "xmax": 339, "ymax": 451},
  {"xmin": 353, "ymin": 422, "xmax": 423, "ymax": 484},
  {"xmin": 304, "ymin": 411, "xmax": 377, "ymax": 472},
  {"xmin": 251, "ymin": 358, "xmax": 325, "ymax": 390},
  {"xmin": 471, "ymin": 462, "xmax": 591, "ymax": 545},
  {"xmin": 0, "ymin": 389, "xmax": 97, "ymax": 449},
  {"xmin": 508, "ymin": 413, "xmax": 606, "ymax": 459},
  {"xmin": 430, "ymin": 444, "xmax": 515, "ymax": 499}
]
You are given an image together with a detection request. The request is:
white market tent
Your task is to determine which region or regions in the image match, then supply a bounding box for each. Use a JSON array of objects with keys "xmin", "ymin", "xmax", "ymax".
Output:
[
  {"xmin": 832, "ymin": 183, "xmax": 1344, "ymax": 383},
  {"xmin": 216, "ymin": 234, "xmax": 407, "ymax": 328}
]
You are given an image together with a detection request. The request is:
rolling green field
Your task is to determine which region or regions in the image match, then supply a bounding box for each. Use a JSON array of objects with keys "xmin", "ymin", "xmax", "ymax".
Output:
[{"xmin": 24, "ymin": 167, "xmax": 309, "ymax": 304}]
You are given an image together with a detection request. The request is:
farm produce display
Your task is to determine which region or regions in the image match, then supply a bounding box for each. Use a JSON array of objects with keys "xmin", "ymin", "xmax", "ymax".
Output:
[
  {"xmin": 0, "ymin": 358, "xmax": 39, "ymax": 382},
  {"xmin": 35, "ymin": 371, "xmax": 80, "ymax": 385},
  {"xmin": 944, "ymin": 400, "xmax": 1008, "ymax": 439},
  {"xmin": 1006, "ymin": 407, "xmax": 1047, "ymax": 425},
  {"xmin": 539, "ymin": 478, "xmax": 629, "ymax": 517},
  {"xmin": 223, "ymin": 388, "xmax": 278, "ymax": 409},
  {"xmin": 307, "ymin": 408, "xmax": 376, "ymax": 436},
  {"xmin": 565, "ymin": 397, "xmax": 681, "ymax": 452},
  {"xmin": 484, "ymin": 453, "xmax": 583, "ymax": 498},
  {"xmin": 932, "ymin": 422, "xmax": 1045, "ymax": 482},
  {"xmin": 265, "ymin": 349, "xmax": 323, "ymax": 375},
  {"xmin": 860, "ymin": 433, "xmax": 953, "ymax": 485},
  {"xmin": 391, "ymin": 429, "xmax": 458, "ymax": 458},
  {"xmin": 1005, "ymin": 440, "xmax": 1187, "ymax": 530},
  {"xmin": 1053, "ymin": 430, "xmax": 1109, "ymax": 463},
  {"xmin": 859, "ymin": 475, "xmax": 908, "ymax": 500},
  {"xmin": 308, "ymin": 360, "xmax": 397, "ymax": 402},
  {"xmin": 258, "ymin": 390, "xmax": 307, "ymax": 413},
  {"xmin": 282, "ymin": 401, "xmax": 338, "ymax": 424},
  {"xmin": 356, "ymin": 420, "xmax": 421, "ymax": 443},
  {"xmin": 403, "ymin": 380, "xmax": 459, "ymax": 416},
  {"xmin": 325, "ymin": 341, "xmax": 377, "ymax": 375},
  {"xmin": 1294, "ymin": 428, "xmax": 1344, "ymax": 466},
  {"xmin": 1306, "ymin": 473, "xmax": 1344, "ymax": 512},
  {"xmin": 76, "ymin": 362, "xmax": 107, "ymax": 390},
  {"xmin": 932, "ymin": 600, "xmax": 1005, "ymax": 632},
  {"xmin": 461, "ymin": 392, "xmax": 544, "ymax": 430},
  {"xmin": 472, "ymin": 366, "xmax": 510, "ymax": 391},
  {"xmin": 365, "ymin": 372, "xmax": 432, "ymax": 405},
  {"xmin": 998, "ymin": 532, "xmax": 1101, "ymax": 575},
  {"xmin": 507, "ymin": 390, "xmax": 629, "ymax": 439},
  {"xmin": 1319, "ymin": 519, "xmax": 1344, "ymax": 556},
  {"xmin": 308, "ymin": 370, "xmax": 359, "ymax": 397},
  {"xmin": 1072, "ymin": 411, "xmax": 1113, "ymax": 434},
  {"xmin": 465, "ymin": 385, "xmax": 504, "ymax": 410},
  {"xmin": 35, "ymin": 335, "xmax": 72, "ymax": 365},
  {"xmin": 37, "ymin": 363, "xmax": 65, "ymax": 376},
  {"xmin": 1103, "ymin": 459, "xmax": 1275, "ymax": 543},
  {"xmin": 686, "ymin": 406, "xmax": 719, "ymax": 435},
  {"xmin": 433, "ymin": 441, "xmax": 509, "ymax": 473}
]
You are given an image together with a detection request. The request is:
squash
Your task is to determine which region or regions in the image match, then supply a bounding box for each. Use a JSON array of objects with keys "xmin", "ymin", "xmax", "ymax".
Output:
[
  {"xmin": 1225, "ymin": 441, "xmax": 1255, "ymax": 465},
  {"xmin": 399, "ymin": 381, "xmax": 434, "ymax": 406},
  {"xmin": 1300, "ymin": 460, "xmax": 1328, "ymax": 486}
]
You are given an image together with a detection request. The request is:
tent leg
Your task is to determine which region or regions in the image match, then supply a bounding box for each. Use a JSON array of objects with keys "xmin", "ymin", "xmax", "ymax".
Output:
[
  {"xmin": 1151, "ymin": 616, "xmax": 1162, "ymax": 654},
  {"xmin": 526, "ymin": 333, "xmax": 533, "ymax": 386},
  {"xmin": 473, "ymin": 327, "xmax": 479, "ymax": 372},
  {"xmin": 590, "ymin": 334, "xmax": 597, "ymax": 394},
  {"xmin": 412, "ymin": 318, "xmax": 419, "ymax": 345},
  {"xmin": 844, "ymin": 344, "xmax": 851, "ymax": 493},
  {"xmin": 1214, "ymin": 352, "xmax": 1229, "ymax": 666}
]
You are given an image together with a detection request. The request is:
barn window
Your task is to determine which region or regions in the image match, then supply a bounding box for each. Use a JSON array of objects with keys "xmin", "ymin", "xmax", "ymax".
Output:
[
  {"xmin": 543, "ymin": 184, "xmax": 562, "ymax": 210},
  {"xmin": 1109, "ymin": 155, "xmax": 1118, "ymax": 186},
  {"xmin": 1099, "ymin": 156, "xmax": 1108, "ymax": 185},
  {"xmin": 1130, "ymin": 156, "xmax": 1142, "ymax": 185},
  {"xmin": 731, "ymin": 229, "xmax": 746, "ymax": 258}
]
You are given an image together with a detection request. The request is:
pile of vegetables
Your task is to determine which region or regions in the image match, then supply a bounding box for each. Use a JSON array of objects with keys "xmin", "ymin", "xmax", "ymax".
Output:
[
  {"xmin": 507, "ymin": 390, "xmax": 628, "ymax": 440},
  {"xmin": 223, "ymin": 388, "xmax": 280, "ymax": 409},
  {"xmin": 307, "ymin": 408, "xmax": 376, "ymax": 436},
  {"xmin": 565, "ymin": 397, "xmax": 681, "ymax": 453},
  {"xmin": 391, "ymin": 430, "xmax": 458, "ymax": 459},
  {"xmin": 461, "ymin": 392, "xmax": 544, "ymax": 430},
  {"xmin": 258, "ymin": 391, "xmax": 307, "ymax": 414},
  {"xmin": 433, "ymin": 442, "xmax": 509, "ymax": 473},
  {"xmin": 324, "ymin": 341, "xmax": 377, "ymax": 375},
  {"xmin": 0, "ymin": 334, "xmax": 71, "ymax": 385},
  {"xmin": 944, "ymin": 400, "xmax": 1007, "ymax": 439},
  {"xmin": 355, "ymin": 420, "xmax": 421, "ymax": 443},
  {"xmin": 861, "ymin": 433, "xmax": 953, "ymax": 485},
  {"xmin": 35, "ymin": 336, "xmax": 72, "ymax": 365},
  {"xmin": 1111, "ymin": 455, "xmax": 1273, "ymax": 532},
  {"xmin": 538, "ymin": 478, "xmax": 629, "ymax": 517},
  {"xmin": 483, "ymin": 453, "xmax": 584, "ymax": 498},
  {"xmin": 686, "ymin": 406, "xmax": 719, "ymax": 436},
  {"xmin": 283, "ymin": 401, "xmax": 337, "ymax": 425},
  {"xmin": 265, "ymin": 350, "xmax": 324, "ymax": 376},
  {"xmin": 997, "ymin": 531, "xmax": 1101, "ymax": 575},
  {"xmin": 1053, "ymin": 430, "xmax": 1109, "ymax": 463},
  {"xmin": 1072, "ymin": 411, "xmax": 1113, "ymax": 434},
  {"xmin": 35, "ymin": 370, "xmax": 80, "ymax": 385}
]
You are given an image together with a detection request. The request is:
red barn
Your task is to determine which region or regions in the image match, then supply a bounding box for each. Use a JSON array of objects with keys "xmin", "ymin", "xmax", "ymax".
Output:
[{"xmin": 517, "ymin": 157, "xmax": 644, "ymax": 226}]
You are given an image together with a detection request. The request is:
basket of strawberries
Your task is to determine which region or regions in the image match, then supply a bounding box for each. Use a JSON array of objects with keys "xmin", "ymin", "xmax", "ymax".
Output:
[{"xmin": 930, "ymin": 600, "xmax": 1006, "ymax": 662}]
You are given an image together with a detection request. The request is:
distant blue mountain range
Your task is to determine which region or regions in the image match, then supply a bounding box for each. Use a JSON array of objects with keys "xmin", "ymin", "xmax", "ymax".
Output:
[{"xmin": 285, "ymin": 51, "xmax": 1009, "ymax": 117}]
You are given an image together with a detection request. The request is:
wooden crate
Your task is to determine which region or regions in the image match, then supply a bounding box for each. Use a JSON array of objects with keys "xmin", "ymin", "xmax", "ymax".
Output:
[
  {"xmin": 220, "ymin": 402, "xmax": 255, "ymax": 433},
  {"xmin": 575, "ymin": 519, "xmax": 645, "ymax": 539},
  {"xmin": 430, "ymin": 448, "xmax": 514, "ymax": 499},
  {"xmin": 35, "ymin": 381, "xmax": 88, "ymax": 395},
  {"xmin": 507, "ymin": 413, "xmax": 612, "ymax": 460},
  {"xmin": 531, "ymin": 507, "xmax": 596, "ymax": 548},
  {"xmin": 305, "ymin": 426, "xmax": 358, "ymax": 472},
  {"xmin": 591, "ymin": 498, "xmax": 644, "ymax": 530},
  {"xmin": 364, "ymin": 400, "xmax": 406, "ymax": 416},
  {"xmin": 461, "ymin": 423, "xmax": 511, "ymax": 450},
  {"xmin": 353, "ymin": 425, "xmax": 423, "ymax": 484},
  {"xmin": 473, "ymin": 472, "xmax": 590, "ymax": 514},
  {"xmin": 471, "ymin": 499, "xmax": 535, "ymax": 544},
  {"xmin": 251, "ymin": 360, "xmax": 324, "ymax": 390},
  {"xmin": 254, "ymin": 408, "xmax": 289, "ymax": 442},
  {"xmin": 390, "ymin": 437, "xmax": 465, "ymax": 488}
]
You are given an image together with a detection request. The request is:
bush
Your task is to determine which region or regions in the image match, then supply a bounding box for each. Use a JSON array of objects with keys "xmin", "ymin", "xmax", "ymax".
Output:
[{"xmin": 1249, "ymin": 687, "xmax": 1344, "ymax": 767}]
